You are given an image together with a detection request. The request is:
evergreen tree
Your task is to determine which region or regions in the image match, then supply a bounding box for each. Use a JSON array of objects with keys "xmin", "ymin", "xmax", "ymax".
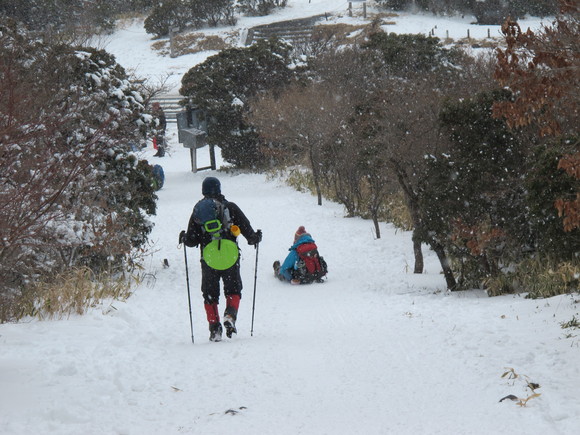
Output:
[
  {"xmin": 238, "ymin": 0, "xmax": 288, "ymax": 16},
  {"xmin": 525, "ymin": 139, "xmax": 580, "ymax": 259},
  {"xmin": 362, "ymin": 31, "xmax": 464, "ymax": 77},
  {"xmin": 144, "ymin": 0, "xmax": 236, "ymax": 37},
  {"xmin": 144, "ymin": 0, "xmax": 188, "ymax": 37},
  {"xmin": 180, "ymin": 38, "xmax": 300, "ymax": 168},
  {"xmin": 420, "ymin": 90, "xmax": 528, "ymax": 288}
]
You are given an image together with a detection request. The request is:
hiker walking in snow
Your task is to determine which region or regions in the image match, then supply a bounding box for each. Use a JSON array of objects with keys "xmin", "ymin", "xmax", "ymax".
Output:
[
  {"xmin": 152, "ymin": 102, "xmax": 166, "ymax": 157},
  {"xmin": 179, "ymin": 177, "xmax": 262, "ymax": 342},
  {"xmin": 273, "ymin": 226, "xmax": 327, "ymax": 285}
]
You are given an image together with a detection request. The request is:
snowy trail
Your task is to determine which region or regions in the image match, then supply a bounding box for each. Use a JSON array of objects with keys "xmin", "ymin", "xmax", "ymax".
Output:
[
  {"xmin": 2, "ymin": 3, "xmax": 579, "ymax": 433},
  {"xmin": 1, "ymin": 116, "xmax": 579, "ymax": 435},
  {"xmin": 77, "ymin": 132, "xmax": 573, "ymax": 435}
]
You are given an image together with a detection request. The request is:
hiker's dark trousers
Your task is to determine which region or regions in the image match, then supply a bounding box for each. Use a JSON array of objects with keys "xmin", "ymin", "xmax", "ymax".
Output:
[{"xmin": 200, "ymin": 259, "xmax": 242, "ymax": 304}]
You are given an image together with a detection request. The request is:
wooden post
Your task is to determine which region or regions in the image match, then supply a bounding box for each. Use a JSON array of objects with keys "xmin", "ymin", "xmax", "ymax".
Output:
[
  {"xmin": 467, "ymin": 29, "xmax": 470, "ymax": 39},
  {"xmin": 209, "ymin": 145, "xmax": 216, "ymax": 170},
  {"xmin": 446, "ymin": 30, "xmax": 449, "ymax": 39},
  {"xmin": 348, "ymin": 2, "xmax": 352, "ymax": 17},
  {"xmin": 190, "ymin": 148, "xmax": 197, "ymax": 173},
  {"xmin": 487, "ymin": 28, "xmax": 491, "ymax": 38},
  {"xmin": 363, "ymin": 2, "xmax": 367, "ymax": 19}
]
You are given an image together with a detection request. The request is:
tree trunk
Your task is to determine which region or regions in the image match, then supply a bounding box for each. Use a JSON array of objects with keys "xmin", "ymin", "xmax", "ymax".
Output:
[
  {"xmin": 372, "ymin": 213, "xmax": 381, "ymax": 239},
  {"xmin": 309, "ymin": 145, "xmax": 323, "ymax": 206},
  {"xmin": 314, "ymin": 176, "xmax": 322, "ymax": 206},
  {"xmin": 392, "ymin": 162, "xmax": 425, "ymax": 274},
  {"xmin": 431, "ymin": 241, "xmax": 457, "ymax": 290},
  {"xmin": 391, "ymin": 160, "xmax": 455, "ymax": 286},
  {"xmin": 412, "ymin": 230, "xmax": 423, "ymax": 273}
]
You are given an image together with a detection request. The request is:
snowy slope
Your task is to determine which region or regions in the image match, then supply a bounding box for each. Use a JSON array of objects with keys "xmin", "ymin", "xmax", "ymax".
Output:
[{"xmin": 1, "ymin": 2, "xmax": 578, "ymax": 434}]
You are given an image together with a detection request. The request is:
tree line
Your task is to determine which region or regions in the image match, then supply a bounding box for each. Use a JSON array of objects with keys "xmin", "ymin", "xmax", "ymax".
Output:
[
  {"xmin": 144, "ymin": 0, "xmax": 288, "ymax": 37},
  {"xmin": 0, "ymin": 1, "xmax": 289, "ymax": 40},
  {"xmin": 179, "ymin": 1, "xmax": 579, "ymax": 297},
  {"xmin": 377, "ymin": 0, "xmax": 559, "ymax": 23},
  {"xmin": 0, "ymin": 1, "xmax": 154, "ymax": 37}
]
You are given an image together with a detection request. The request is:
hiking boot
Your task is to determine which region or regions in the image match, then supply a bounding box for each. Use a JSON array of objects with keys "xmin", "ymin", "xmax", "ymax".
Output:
[
  {"xmin": 209, "ymin": 323, "xmax": 223, "ymax": 342},
  {"xmin": 273, "ymin": 260, "xmax": 286, "ymax": 281},
  {"xmin": 290, "ymin": 279, "xmax": 301, "ymax": 285},
  {"xmin": 223, "ymin": 314, "xmax": 237, "ymax": 338}
]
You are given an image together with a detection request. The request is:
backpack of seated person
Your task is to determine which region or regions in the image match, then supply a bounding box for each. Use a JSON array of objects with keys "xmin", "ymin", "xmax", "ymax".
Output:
[{"xmin": 294, "ymin": 242, "xmax": 328, "ymax": 284}]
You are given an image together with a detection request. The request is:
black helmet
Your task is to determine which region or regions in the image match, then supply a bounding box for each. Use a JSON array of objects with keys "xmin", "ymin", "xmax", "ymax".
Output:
[{"xmin": 202, "ymin": 177, "xmax": 221, "ymax": 198}]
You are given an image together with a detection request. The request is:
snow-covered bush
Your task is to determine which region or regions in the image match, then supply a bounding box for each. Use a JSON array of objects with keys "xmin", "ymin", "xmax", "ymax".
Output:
[
  {"xmin": 144, "ymin": 0, "xmax": 236, "ymax": 37},
  {"xmin": 237, "ymin": 0, "xmax": 288, "ymax": 16},
  {"xmin": 0, "ymin": 19, "xmax": 157, "ymax": 322}
]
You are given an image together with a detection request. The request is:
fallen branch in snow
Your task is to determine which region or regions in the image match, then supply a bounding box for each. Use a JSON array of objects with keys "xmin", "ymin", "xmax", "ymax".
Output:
[{"xmin": 500, "ymin": 368, "xmax": 542, "ymax": 407}]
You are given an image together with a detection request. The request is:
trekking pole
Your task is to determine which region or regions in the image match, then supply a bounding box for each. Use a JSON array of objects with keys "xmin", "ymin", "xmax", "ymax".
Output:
[
  {"xmin": 183, "ymin": 244, "xmax": 195, "ymax": 344},
  {"xmin": 250, "ymin": 232, "xmax": 261, "ymax": 337}
]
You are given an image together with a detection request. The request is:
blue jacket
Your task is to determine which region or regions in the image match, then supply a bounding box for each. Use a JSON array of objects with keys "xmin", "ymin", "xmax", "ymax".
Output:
[{"xmin": 280, "ymin": 234, "xmax": 316, "ymax": 281}]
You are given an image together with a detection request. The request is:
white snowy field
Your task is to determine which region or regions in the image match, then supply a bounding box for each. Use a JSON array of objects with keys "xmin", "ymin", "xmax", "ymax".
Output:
[
  {"xmin": 101, "ymin": 0, "xmax": 549, "ymax": 94},
  {"xmin": 1, "ymin": 2, "xmax": 578, "ymax": 434}
]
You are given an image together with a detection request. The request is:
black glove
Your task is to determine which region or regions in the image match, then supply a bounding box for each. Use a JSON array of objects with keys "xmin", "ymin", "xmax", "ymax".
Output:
[
  {"xmin": 178, "ymin": 230, "xmax": 187, "ymax": 245},
  {"xmin": 248, "ymin": 229, "xmax": 262, "ymax": 246}
]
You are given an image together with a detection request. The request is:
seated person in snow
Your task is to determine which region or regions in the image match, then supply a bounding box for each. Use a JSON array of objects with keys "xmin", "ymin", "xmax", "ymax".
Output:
[{"xmin": 273, "ymin": 226, "xmax": 327, "ymax": 284}]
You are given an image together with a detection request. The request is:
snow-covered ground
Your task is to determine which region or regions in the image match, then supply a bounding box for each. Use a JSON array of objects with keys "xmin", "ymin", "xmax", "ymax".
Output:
[
  {"xmin": 101, "ymin": 0, "xmax": 548, "ymax": 94},
  {"xmin": 1, "ymin": 2, "xmax": 578, "ymax": 434}
]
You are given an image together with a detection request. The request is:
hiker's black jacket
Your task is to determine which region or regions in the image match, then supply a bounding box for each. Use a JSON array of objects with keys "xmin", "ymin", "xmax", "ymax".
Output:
[{"xmin": 183, "ymin": 194, "xmax": 257, "ymax": 249}]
